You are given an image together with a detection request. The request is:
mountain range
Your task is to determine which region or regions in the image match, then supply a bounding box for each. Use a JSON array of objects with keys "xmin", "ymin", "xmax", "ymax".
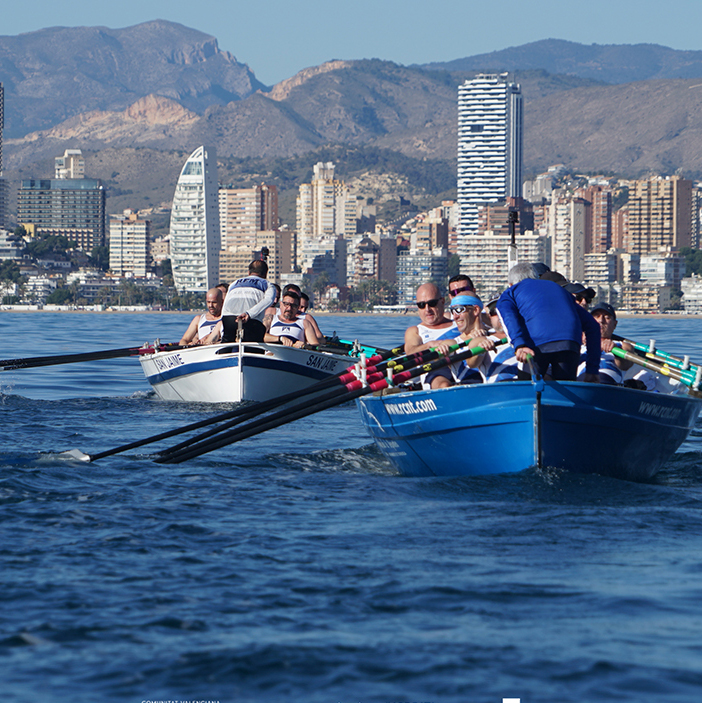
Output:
[{"xmin": 4, "ymin": 22, "xmax": 702, "ymax": 225}]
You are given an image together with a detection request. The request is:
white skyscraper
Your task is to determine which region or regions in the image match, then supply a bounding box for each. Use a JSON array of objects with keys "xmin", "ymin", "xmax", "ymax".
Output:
[
  {"xmin": 457, "ymin": 74, "xmax": 523, "ymax": 259},
  {"xmin": 169, "ymin": 146, "xmax": 220, "ymax": 292}
]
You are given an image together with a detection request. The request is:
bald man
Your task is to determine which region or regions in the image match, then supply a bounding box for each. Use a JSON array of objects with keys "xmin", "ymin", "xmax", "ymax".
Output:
[{"xmin": 179, "ymin": 287, "xmax": 224, "ymax": 346}]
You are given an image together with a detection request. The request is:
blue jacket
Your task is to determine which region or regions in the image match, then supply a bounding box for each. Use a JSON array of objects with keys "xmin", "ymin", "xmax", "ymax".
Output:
[{"xmin": 496, "ymin": 279, "xmax": 601, "ymax": 374}]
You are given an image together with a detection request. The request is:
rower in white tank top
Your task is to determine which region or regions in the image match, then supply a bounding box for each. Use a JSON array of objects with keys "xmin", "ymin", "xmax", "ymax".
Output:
[
  {"xmin": 269, "ymin": 313, "xmax": 306, "ymax": 344},
  {"xmin": 416, "ymin": 322, "xmax": 459, "ymax": 344},
  {"xmin": 197, "ymin": 313, "xmax": 220, "ymax": 341}
]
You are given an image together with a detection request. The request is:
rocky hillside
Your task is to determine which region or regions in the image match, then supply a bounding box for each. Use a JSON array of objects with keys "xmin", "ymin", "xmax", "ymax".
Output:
[
  {"xmin": 0, "ymin": 20, "xmax": 263, "ymax": 137},
  {"xmin": 5, "ymin": 29, "xmax": 702, "ymax": 226}
]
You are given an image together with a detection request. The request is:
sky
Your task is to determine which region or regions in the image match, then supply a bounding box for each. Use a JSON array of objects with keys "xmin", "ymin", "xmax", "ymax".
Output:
[{"xmin": 3, "ymin": 0, "xmax": 702, "ymax": 86}]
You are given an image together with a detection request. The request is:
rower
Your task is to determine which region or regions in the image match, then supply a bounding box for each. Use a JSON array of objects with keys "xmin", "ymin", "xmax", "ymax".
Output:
[
  {"xmin": 432, "ymin": 294, "xmax": 497, "ymax": 387},
  {"xmin": 264, "ymin": 291, "xmax": 322, "ymax": 347},
  {"xmin": 404, "ymin": 282, "xmax": 458, "ymax": 388},
  {"xmin": 178, "ymin": 287, "xmax": 223, "ymax": 346},
  {"xmin": 496, "ymin": 262, "xmax": 600, "ymax": 382},
  {"xmin": 577, "ymin": 302, "xmax": 634, "ymax": 385},
  {"xmin": 284, "ymin": 285, "xmax": 323, "ymax": 339},
  {"xmin": 211, "ymin": 260, "xmax": 277, "ymax": 343}
]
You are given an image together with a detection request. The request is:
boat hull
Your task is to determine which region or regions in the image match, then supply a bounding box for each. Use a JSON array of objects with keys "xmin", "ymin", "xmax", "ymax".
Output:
[
  {"xmin": 140, "ymin": 343, "xmax": 352, "ymax": 403},
  {"xmin": 356, "ymin": 381, "xmax": 702, "ymax": 481}
]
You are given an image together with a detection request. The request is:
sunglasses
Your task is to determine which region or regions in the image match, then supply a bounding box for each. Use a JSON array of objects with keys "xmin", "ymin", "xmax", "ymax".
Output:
[
  {"xmin": 449, "ymin": 285, "xmax": 474, "ymax": 297},
  {"xmin": 450, "ymin": 305, "xmax": 477, "ymax": 315},
  {"xmin": 416, "ymin": 298, "xmax": 441, "ymax": 309}
]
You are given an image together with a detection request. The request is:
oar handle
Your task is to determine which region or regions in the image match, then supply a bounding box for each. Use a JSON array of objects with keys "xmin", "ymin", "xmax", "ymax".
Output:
[
  {"xmin": 614, "ymin": 335, "xmax": 701, "ymax": 374},
  {"xmin": 611, "ymin": 346, "xmax": 697, "ymax": 388}
]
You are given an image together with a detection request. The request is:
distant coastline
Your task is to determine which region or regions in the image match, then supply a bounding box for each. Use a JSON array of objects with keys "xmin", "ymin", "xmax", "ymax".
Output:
[{"xmin": 1, "ymin": 306, "xmax": 700, "ymax": 320}]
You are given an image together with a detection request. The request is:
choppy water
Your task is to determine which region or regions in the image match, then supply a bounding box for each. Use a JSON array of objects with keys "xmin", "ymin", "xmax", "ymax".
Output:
[{"xmin": 3, "ymin": 311, "xmax": 702, "ymax": 703}]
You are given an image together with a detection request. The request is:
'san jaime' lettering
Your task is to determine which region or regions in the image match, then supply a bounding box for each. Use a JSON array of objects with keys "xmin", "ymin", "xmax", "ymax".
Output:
[
  {"xmin": 306, "ymin": 355, "xmax": 338, "ymax": 372},
  {"xmin": 638, "ymin": 401, "xmax": 681, "ymax": 420},
  {"xmin": 153, "ymin": 353, "xmax": 184, "ymax": 372}
]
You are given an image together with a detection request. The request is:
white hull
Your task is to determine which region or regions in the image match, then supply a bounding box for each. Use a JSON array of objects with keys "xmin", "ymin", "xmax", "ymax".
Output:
[{"xmin": 139, "ymin": 342, "xmax": 353, "ymax": 403}]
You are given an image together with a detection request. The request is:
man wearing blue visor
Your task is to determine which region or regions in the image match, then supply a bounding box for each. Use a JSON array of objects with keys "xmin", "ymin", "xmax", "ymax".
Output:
[{"xmin": 432, "ymin": 294, "xmax": 498, "ymax": 387}]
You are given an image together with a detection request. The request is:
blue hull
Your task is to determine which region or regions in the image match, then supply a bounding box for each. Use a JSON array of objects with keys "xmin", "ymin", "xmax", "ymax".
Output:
[{"xmin": 356, "ymin": 382, "xmax": 702, "ymax": 481}]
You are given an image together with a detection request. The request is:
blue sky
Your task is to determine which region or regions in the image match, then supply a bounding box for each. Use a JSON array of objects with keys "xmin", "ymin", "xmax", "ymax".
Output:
[{"xmin": 3, "ymin": 0, "xmax": 702, "ymax": 86}]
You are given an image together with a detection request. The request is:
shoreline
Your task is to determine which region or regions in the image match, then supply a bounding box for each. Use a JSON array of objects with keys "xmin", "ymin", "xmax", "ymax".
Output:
[{"xmin": 2, "ymin": 306, "xmax": 702, "ymax": 320}]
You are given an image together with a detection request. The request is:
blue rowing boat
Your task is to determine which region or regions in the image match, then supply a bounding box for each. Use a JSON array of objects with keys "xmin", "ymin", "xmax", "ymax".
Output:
[{"xmin": 356, "ymin": 380, "xmax": 702, "ymax": 481}]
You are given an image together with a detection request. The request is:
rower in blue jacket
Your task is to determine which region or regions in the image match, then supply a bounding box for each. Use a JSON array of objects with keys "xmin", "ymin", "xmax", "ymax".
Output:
[{"xmin": 496, "ymin": 262, "xmax": 600, "ymax": 382}]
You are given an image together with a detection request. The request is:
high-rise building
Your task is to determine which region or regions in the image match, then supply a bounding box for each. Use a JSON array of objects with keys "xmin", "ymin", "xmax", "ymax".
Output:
[
  {"xmin": 458, "ymin": 232, "xmax": 549, "ymax": 300},
  {"xmin": 18, "ymin": 177, "xmax": 106, "ymax": 250},
  {"xmin": 397, "ymin": 249, "xmax": 449, "ymax": 304},
  {"xmin": 109, "ymin": 209, "xmax": 150, "ymax": 278},
  {"xmin": 169, "ymin": 146, "xmax": 220, "ymax": 292},
  {"xmin": 457, "ymin": 73, "xmax": 523, "ymax": 261},
  {"xmin": 549, "ymin": 195, "xmax": 588, "ymax": 282},
  {"xmin": 296, "ymin": 162, "xmax": 356, "ymax": 270},
  {"xmin": 627, "ymin": 175, "xmax": 692, "ymax": 254},
  {"xmin": 219, "ymin": 184, "xmax": 278, "ymax": 251},
  {"xmin": 575, "ymin": 185, "xmax": 612, "ymax": 253}
]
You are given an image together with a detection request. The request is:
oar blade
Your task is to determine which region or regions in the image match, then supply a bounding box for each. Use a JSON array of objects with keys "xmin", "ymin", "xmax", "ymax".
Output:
[{"xmin": 58, "ymin": 449, "xmax": 92, "ymax": 462}]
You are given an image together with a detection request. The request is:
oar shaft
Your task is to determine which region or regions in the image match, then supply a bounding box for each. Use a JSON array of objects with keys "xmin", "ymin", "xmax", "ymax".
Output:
[
  {"xmin": 157, "ymin": 371, "xmax": 387, "ymax": 457},
  {"xmin": 158, "ymin": 341, "xmax": 502, "ymax": 464},
  {"xmin": 158, "ymin": 339, "xmax": 474, "ymax": 459},
  {"xmin": 611, "ymin": 346, "xmax": 695, "ymax": 386},
  {"xmin": 78, "ymin": 342, "xmax": 407, "ymax": 462},
  {"xmin": 0, "ymin": 343, "xmax": 182, "ymax": 372},
  {"xmin": 617, "ymin": 337, "xmax": 701, "ymax": 374}
]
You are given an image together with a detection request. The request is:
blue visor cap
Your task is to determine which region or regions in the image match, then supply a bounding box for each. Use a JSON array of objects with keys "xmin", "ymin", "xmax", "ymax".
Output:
[{"xmin": 450, "ymin": 294, "xmax": 483, "ymax": 308}]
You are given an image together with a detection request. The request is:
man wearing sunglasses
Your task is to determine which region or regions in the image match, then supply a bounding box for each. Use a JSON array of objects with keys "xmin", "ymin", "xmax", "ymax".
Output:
[
  {"xmin": 448, "ymin": 273, "xmax": 501, "ymax": 334},
  {"xmin": 432, "ymin": 294, "xmax": 498, "ymax": 387},
  {"xmin": 404, "ymin": 282, "xmax": 458, "ymax": 355},
  {"xmin": 448, "ymin": 274, "xmax": 475, "ymax": 299}
]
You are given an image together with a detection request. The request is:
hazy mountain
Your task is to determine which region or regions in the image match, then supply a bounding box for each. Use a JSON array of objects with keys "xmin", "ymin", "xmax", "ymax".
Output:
[
  {"xmin": 420, "ymin": 39, "xmax": 702, "ymax": 85},
  {"xmin": 6, "ymin": 28, "xmax": 702, "ymax": 224},
  {"xmin": 7, "ymin": 61, "xmax": 598, "ymax": 166},
  {"xmin": 0, "ymin": 20, "xmax": 264, "ymax": 137}
]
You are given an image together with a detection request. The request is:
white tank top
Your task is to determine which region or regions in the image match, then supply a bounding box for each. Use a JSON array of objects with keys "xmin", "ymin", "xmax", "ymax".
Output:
[
  {"xmin": 197, "ymin": 314, "xmax": 220, "ymax": 340},
  {"xmin": 269, "ymin": 313, "xmax": 306, "ymax": 343},
  {"xmin": 417, "ymin": 322, "xmax": 458, "ymax": 343}
]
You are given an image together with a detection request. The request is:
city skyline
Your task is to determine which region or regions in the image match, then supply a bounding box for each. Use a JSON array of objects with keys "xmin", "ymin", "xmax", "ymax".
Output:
[{"xmin": 3, "ymin": 0, "xmax": 702, "ymax": 85}]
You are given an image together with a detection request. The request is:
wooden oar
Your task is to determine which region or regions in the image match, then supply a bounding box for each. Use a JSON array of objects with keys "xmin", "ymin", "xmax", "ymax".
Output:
[
  {"xmin": 0, "ymin": 343, "xmax": 182, "ymax": 372},
  {"xmin": 62, "ymin": 341, "xmax": 407, "ymax": 462},
  {"xmin": 155, "ymin": 337, "xmax": 483, "ymax": 460},
  {"xmin": 157, "ymin": 340, "xmax": 506, "ymax": 464},
  {"xmin": 611, "ymin": 346, "xmax": 698, "ymax": 388}
]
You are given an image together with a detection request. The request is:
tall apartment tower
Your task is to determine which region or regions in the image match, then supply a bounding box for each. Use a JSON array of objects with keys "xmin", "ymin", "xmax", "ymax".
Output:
[
  {"xmin": 457, "ymin": 74, "xmax": 523, "ymax": 260},
  {"xmin": 627, "ymin": 175, "xmax": 692, "ymax": 254},
  {"xmin": 109, "ymin": 209, "xmax": 150, "ymax": 278},
  {"xmin": 296, "ymin": 162, "xmax": 356, "ymax": 270},
  {"xmin": 18, "ymin": 177, "xmax": 106, "ymax": 249},
  {"xmin": 549, "ymin": 195, "xmax": 588, "ymax": 282},
  {"xmin": 219, "ymin": 184, "xmax": 278, "ymax": 251},
  {"xmin": 169, "ymin": 146, "xmax": 220, "ymax": 293}
]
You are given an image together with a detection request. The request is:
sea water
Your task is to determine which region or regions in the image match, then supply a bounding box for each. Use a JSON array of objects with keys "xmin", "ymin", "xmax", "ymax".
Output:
[{"xmin": 2, "ymin": 311, "xmax": 702, "ymax": 703}]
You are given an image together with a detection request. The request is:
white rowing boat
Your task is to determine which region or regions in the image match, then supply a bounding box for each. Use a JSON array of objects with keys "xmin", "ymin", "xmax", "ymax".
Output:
[{"xmin": 139, "ymin": 341, "xmax": 356, "ymax": 403}]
